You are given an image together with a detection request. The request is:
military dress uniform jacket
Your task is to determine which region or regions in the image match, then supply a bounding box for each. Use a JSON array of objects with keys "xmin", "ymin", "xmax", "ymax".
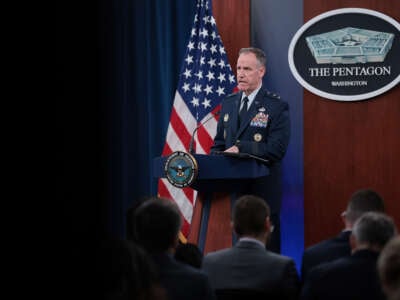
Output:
[{"xmin": 211, "ymin": 88, "xmax": 290, "ymax": 163}]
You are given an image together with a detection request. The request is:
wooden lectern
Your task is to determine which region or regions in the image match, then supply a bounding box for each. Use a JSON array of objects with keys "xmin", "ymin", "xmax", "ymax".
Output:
[{"xmin": 153, "ymin": 153, "xmax": 269, "ymax": 253}]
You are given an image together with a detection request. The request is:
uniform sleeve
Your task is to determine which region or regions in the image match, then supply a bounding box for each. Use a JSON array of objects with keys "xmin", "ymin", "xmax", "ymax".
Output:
[{"xmin": 210, "ymin": 113, "xmax": 227, "ymax": 153}]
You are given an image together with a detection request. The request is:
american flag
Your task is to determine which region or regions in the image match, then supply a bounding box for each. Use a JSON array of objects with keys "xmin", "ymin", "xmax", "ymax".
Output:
[{"xmin": 158, "ymin": 0, "xmax": 237, "ymax": 238}]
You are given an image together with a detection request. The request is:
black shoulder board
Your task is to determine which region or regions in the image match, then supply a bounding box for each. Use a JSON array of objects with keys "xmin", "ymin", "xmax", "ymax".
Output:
[{"xmin": 265, "ymin": 90, "xmax": 281, "ymax": 99}]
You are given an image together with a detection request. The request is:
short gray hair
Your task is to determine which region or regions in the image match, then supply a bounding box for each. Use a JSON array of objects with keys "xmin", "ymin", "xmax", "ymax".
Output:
[
  {"xmin": 352, "ymin": 212, "xmax": 396, "ymax": 250},
  {"xmin": 239, "ymin": 47, "xmax": 267, "ymax": 67}
]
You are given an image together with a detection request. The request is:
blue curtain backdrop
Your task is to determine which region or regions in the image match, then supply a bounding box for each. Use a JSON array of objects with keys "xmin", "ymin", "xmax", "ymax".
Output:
[{"xmin": 101, "ymin": 0, "xmax": 197, "ymax": 237}]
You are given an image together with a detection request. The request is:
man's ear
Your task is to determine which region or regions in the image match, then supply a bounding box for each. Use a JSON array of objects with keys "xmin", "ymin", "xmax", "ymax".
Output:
[
  {"xmin": 350, "ymin": 233, "xmax": 357, "ymax": 252},
  {"xmin": 265, "ymin": 216, "xmax": 272, "ymax": 233},
  {"xmin": 258, "ymin": 66, "xmax": 266, "ymax": 78},
  {"xmin": 172, "ymin": 234, "xmax": 180, "ymax": 250},
  {"xmin": 230, "ymin": 221, "xmax": 236, "ymax": 233}
]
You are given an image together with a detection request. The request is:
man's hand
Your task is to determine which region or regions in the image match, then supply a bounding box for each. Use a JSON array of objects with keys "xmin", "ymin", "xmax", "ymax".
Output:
[{"xmin": 224, "ymin": 145, "xmax": 239, "ymax": 153}]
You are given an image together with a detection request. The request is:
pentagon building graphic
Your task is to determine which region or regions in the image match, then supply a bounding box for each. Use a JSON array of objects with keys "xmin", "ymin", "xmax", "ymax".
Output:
[{"xmin": 306, "ymin": 27, "xmax": 394, "ymax": 64}]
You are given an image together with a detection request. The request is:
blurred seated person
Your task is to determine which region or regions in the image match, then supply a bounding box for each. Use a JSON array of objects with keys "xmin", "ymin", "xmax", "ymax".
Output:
[
  {"xmin": 378, "ymin": 236, "xmax": 400, "ymax": 300},
  {"xmin": 134, "ymin": 197, "xmax": 215, "ymax": 300},
  {"xmin": 202, "ymin": 195, "xmax": 300, "ymax": 300},
  {"xmin": 97, "ymin": 238, "xmax": 166, "ymax": 300},
  {"xmin": 301, "ymin": 189, "xmax": 385, "ymax": 281},
  {"xmin": 300, "ymin": 212, "xmax": 397, "ymax": 300},
  {"xmin": 174, "ymin": 242, "xmax": 203, "ymax": 269}
]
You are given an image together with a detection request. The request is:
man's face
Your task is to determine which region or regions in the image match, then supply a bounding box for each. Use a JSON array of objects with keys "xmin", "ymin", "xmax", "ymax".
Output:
[{"xmin": 236, "ymin": 52, "xmax": 265, "ymax": 95}]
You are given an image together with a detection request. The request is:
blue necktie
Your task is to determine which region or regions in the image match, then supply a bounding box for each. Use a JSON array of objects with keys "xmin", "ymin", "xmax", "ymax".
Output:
[{"xmin": 239, "ymin": 97, "xmax": 249, "ymax": 127}]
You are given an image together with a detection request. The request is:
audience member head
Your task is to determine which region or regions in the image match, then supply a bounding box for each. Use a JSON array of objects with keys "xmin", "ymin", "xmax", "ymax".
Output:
[
  {"xmin": 134, "ymin": 197, "xmax": 182, "ymax": 254},
  {"xmin": 174, "ymin": 242, "xmax": 203, "ymax": 269},
  {"xmin": 342, "ymin": 189, "xmax": 385, "ymax": 229},
  {"xmin": 126, "ymin": 196, "xmax": 151, "ymax": 242},
  {"xmin": 97, "ymin": 238, "xmax": 165, "ymax": 300},
  {"xmin": 350, "ymin": 212, "xmax": 396, "ymax": 253},
  {"xmin": 232, "ymin": 194, "xmax": 271, "ymax": 242},
  {"xmin": 378, "ymin": 236, "xmax": 400, "ymax": 300}
]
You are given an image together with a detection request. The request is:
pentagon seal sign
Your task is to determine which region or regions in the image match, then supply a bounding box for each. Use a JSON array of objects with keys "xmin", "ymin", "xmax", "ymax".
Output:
[
  {"xmin": 164, "ymin": 151, "xmax": 198, "ymax": 188},
  {"xmin": 288, "ymin": 8, "xmax": 400, "ymax": 101}
]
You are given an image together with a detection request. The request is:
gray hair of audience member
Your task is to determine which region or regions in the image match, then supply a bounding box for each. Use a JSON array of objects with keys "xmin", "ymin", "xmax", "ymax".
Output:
[
  {"xmin": 134, "ymin": 197, "xmax": 182, "ymax": 253},
  {"xmin": 233, "ymin": 194, "xmax": 270, "ymax": 237},
  {"xmin": 344, "ymin": 189, "xmax": 385, "ymax": 224},
  {"xmin": 352, "ymin": 212, "xmax": 396, "ymax": 250},
  {"xmin": 378, "ymin": 236, "xmax": 400, "ymax": 300},
  {"xmin": 238, "ymin": 47, "xmax": 267, "ymax": 68}
]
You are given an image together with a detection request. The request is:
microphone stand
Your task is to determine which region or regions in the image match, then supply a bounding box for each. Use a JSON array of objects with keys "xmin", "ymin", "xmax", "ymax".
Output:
[{"xmin": 188, "ymin": 111, "xmax": 220, "ymax": 154}]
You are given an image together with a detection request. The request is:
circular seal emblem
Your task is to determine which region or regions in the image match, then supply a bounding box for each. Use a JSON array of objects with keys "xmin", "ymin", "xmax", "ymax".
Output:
[
  {"xmin": 288, "ymin": 8, "xmax": 400, "ymax": 101},
  {"xmin": 164, "ymin": 151, "xmax": 198, "ymax": 188}
]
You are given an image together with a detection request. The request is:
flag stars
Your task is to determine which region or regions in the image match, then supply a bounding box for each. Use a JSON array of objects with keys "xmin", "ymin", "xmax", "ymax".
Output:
[
  {"xmin": 183, "ymin": 68, "xmax": 192, "ymax": 79},
  {"xmin": 199, "ymin": 28, "xmax": 208, "ymax": 38},
  {"xmin": 219, "ymin": 46, "xmax": 226, "ymax": 55},
  {"xmin": 210, "ymin": 44, "xmax": 217, "ymax": 54},
  {"xmin": 204, "ymin": 84, "xmax": 213, "ymax": 95},
  {"xmin": 200, "ymin": 42, "xmax": 208, "ymax": 52},
  {"xmin": 207, "ymin": 58, "xmax": 216, "ymax": 68},
  {"xmin": 195, "ymin": 71, "xmax": 203, "ymax": 80},
  {"xmin": 187, "ymin": 41, "xmax": 195, "ymax": 51},
  {"xmin": 182, "ymin": 83, "xmax": 190, "ymax": 93},
  {"xmin": 199, "ymin": 56, "xmax": 205, "ymax": 65},
  {"xmin": 206, "ymin": 71, "xmax": 215, "ymax": 81},
  {"xmin": 193, "ymin": 83, "xmax": 202, "ymax": 94},
  {"xmin": 191, "ymin": 28, "xmax": 197, "ymax": 37},
  {"xmin": 218, "ymin": 73, "xmax": 226, "ymax": 82},
  {"xmin": 185, "ymin": 55, "xmax": 194, "ymax": 65},
  {"xmin": 229, "ymin": 74, "xmax": 236, "ymax": 84},
  {"xmin": 218, "ymin": 59, "xmax": 226, "ymax": 68},
  {"xmin": 202, "ymin": 98, "xmax": 211, "ymax": 109},
  {"xmin": 210, "ymin": 16, "xmax": 216, "ymax": 26},
  {"xmin": 211, "ymin": 31, "xmax": 217, "ymax": 40},
  {"xmin": 191, "ymin": 97, "xmax": 200, "ymax": 107},
  {"xmin": 202, "ymin": 15, "xmax": 210, "ymax": 24},
  {"xmin": 216, "ymin": 86, "xmax": 225, "ymax": 96}
]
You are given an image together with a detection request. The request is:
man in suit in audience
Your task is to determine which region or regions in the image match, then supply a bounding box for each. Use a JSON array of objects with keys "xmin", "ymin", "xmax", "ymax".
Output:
[
  {"xmin": 134, "ymin": 197, "xmax": 215, "ymax": 300},
  {"xmin": 300, "ymin": 212, "xmax": 397, "ymax": 300},
  {"xmin": 378, "ymin": 236, "xmax": 400, "ymax": 300},
  {"xmin": 301, "ymin": 189, "xmax": 385, "ymax": 281},
  {"xmin": 202, "ymin": 195, "xmax": 300, "ymax": 300}
]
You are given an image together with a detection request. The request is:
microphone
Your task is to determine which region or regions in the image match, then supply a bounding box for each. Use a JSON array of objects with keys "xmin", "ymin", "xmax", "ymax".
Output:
[{"xmin": 188, "ymin": 110, "xmax": 220, "ymax": 154}]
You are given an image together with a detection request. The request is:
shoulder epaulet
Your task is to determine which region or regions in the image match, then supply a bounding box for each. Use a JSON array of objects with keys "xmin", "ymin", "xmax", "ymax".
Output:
[
  {"xmin": 265, "ymin": 90, "xmax": 281, "ymax": 100},
  {"xmin": 226, "ymin": 92, "xmax": 239, "ymax": 98}
]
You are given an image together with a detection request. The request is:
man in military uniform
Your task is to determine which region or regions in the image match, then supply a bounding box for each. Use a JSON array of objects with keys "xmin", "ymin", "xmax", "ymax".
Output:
[{"xmin": 211, "ymin": 47, "xmax": 291, "ymax": 253}]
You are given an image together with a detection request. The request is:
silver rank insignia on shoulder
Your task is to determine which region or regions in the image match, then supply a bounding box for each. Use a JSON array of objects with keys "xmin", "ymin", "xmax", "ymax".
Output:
[
  {"xmin": 254, "ymin": 133, "xmax": 262, "ymax": 142},
  {"xmin": 224, "ymin": 113, "xmax": 229, "ymax": 122}
]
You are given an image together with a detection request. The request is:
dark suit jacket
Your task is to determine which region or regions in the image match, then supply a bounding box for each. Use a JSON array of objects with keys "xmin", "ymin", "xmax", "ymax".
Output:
[
  {"xmin": 152, "ymin": 253, "xmax": 215, "ymax": 300},
  {"xmin": 301, "ymin": 231, "xmax": 352, "ymax": 281},
  {"xmin": 300, "ymin": 249, "xmax": 386, "ymax": 300},
  {"xmin": 211, "ymin": 88, "xmax": 290, "ymax": 163},
  {"xmin": 202, "ymin": 240, "xmax": 300, "ymax": 300}
]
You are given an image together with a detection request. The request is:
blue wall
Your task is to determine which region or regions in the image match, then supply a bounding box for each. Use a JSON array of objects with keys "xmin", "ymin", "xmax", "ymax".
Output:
[{"xmin": 251, "ymin": 0, "xmax": 304, "ymax": 270}]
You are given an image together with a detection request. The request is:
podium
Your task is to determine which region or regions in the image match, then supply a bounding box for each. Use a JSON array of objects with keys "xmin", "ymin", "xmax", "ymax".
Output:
[{"xmin": 153, "ymin": 153, "xmax": 269, "ymax": 253}]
